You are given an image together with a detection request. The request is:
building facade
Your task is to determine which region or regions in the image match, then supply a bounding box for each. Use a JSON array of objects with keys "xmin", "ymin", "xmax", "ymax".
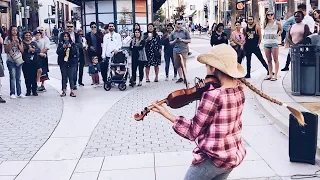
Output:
[
  {"xmin": 0, "ymin": 0, "xmax": 11, "ymax": 29},
  {"xmin": 66, "ymin": 0, "xmax": 154, "ymax": 33}
]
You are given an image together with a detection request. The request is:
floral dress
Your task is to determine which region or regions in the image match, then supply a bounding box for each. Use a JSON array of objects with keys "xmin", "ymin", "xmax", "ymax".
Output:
[{"xmin": 144, "ymin": 33, "xmax": 161, "ymax": 67}]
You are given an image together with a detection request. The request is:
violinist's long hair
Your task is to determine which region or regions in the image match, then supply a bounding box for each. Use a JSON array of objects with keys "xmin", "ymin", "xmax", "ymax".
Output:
[{"xmin": 238, "ymin": 78, "xmax": 305, "ymax": 126}]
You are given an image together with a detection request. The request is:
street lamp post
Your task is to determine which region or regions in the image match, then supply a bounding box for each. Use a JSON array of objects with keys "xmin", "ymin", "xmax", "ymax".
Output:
[
  {"xmin": 22, "ymin": 0, "xmax": 28, "ymax": 30},
  {"xmin": 11, "ymin": 0, "xmax": 17, "ymax": 25}
]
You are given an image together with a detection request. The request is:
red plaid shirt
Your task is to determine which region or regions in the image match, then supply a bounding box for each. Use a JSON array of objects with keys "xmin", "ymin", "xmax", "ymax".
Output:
[{"xmin": 172, "ymin": 84, "xmax": 246, "ymax": 170}]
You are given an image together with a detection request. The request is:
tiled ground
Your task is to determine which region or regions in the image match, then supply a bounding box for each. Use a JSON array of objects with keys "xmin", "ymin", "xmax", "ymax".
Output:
[{"xmin": 0, "ymin": 59, "xmax": 63, "ymax": 161}]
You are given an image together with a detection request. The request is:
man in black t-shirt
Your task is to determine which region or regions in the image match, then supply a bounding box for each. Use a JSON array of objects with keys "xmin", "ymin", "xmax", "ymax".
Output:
[{"xmin": 243, "ymin": 16, "xmax": 269, "ymax": 78}]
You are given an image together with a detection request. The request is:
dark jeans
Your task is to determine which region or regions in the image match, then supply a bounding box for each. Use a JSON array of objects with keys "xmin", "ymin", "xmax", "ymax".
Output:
[
  {"xmin": 7, "ymin": 61, "xmax": 22, "ymax": 96},
  {"xmin": 233, "ymin": 45, "xmax": 245, "ymax": 64},
  {"xmin": 101, "ymin": 58, "xmax": 109, "ymax": 83},
  {"xmin": 22, "ymin": 62, "xmax": 38, "ymax": 93},
  {"xmin": 78, "ymin": 55, "xmax": 85, "ymax": 84},
  {"xmin": 73, "ymin": 63, "xmax": 79, "ymax": 86},
  {"xmin": 281, "ymin": 30, "xmax": 287, "ymax": 43},
  {"xmin": 245, "ymin": 46, "xmax": 269, "ymax": 74},
  {"xmin": 164, "ymin": 52, "xmax": 177, "ymax": 77},
  {"xmin": 60, "ymin": 64, "xmax": 76, "ymax": 90},
  {"xmin": 284, "ymin": 52, "xmax": 291, "ymax": 68},
  {"xmin": 131, "ymin": 60, "xmax": 145, "ymax": 82}
]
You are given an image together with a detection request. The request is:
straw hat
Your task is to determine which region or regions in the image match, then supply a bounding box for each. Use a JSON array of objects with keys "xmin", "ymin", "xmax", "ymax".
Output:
[{"xmin": 197, "ymin": 44, "xmax": 245, "ymax": 78}]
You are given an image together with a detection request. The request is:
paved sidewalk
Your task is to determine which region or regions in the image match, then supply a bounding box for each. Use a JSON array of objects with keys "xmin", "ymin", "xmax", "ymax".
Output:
[{"xmin": 1, "ymin": 38, "xmax": 320, "ymax": 180}]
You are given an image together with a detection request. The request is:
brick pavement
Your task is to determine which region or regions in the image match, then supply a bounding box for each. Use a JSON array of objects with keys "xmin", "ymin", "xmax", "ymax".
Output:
[{"xmin": 0, "ymin": 56, "xmax": 63, "ymax": 161}]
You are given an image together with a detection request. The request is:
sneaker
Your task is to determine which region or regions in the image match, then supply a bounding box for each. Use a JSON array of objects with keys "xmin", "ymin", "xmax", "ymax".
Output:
[
  {"xmin": 165, "ymin": 77, "xmax": 169, "ymax": 81},
  {"xmin": 176, "ymin": 78, "xmax": 184, "ymax": 83},
  {"xmin": 18, "ymin": 94, "xmax": 26, "ymax": 98},
  {"xmin": 73, "ymin": 86, "xmax": 78, "ymax": 90},
  {"xmin": 37, "ymin": 86, "xmax": 46, "ymax": 92},
  {"xmin": 32, "ymin": 92, "xmax": 38, "ymax": 96},
  {"xmin": 281, "ymin": 67, "xmax": 289, "ymax": 71},
  {"xmin": 26, "ymin": 92, "xmax": 31, "ymax": 96},
  {"xmin": 0, "ymin": 96, "xmax": 6, "ymax": 103},
  {"xmin": 172, "ymin": 76, "xmax": 177, "ymax": 81},
  {"xmin": 93, "ymin": 84, "xmax": 98, "ymax": 88},
  {"xmin": 10, "ymin": 95, "xmax": 17, "ymax": 99}
]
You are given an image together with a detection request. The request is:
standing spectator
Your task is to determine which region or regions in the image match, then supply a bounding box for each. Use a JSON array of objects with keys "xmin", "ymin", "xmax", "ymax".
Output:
[
  {"xmin": 77, "ymin": 29, "xmax": 87, "ymax": 86},
  {"xmin": 0, "ymin": 33, "xmax": 5, "ymax": 103},
  {"xmin": 4, "ymin": 25, "xmax": 25, "ymax": 99},
  {"xmin": 101, "ymin": 22, "xmax": 122, "ymax": 83},
  {"xmin": 210, "ymin": 23, "xmax": 228, "ymax": 46},
  {"xmin": 263, "ymin": 10, "xmax": 282, "ymax": 81},
  {"xmin": 169, "ymin": 20, "xmax": 191, "ymax": 83},
  {"xmin": 59, "ymin": 22, "xmax": 81, "ymax": 90},
  {"xmin": 134, "ymin": 23, "xmax": 141, "ymax": 31},
  {"xmin": 243, "ymin": 16, "xmax": 269, "ymax": 78},
  {"xmin": 208, "ymin": 23, "xmax": 217, "ymax": 36},
  {"xmin": 33, "ymin": 27, "xmax": 50, "ymax": 92},
  {"xmin": 103, "ymin": 24, "xmax": 109, "ymax": 35},
  {"xmin": 22, "ymin": 31, "xmax": 40, "ymax": 96},
  {"xmin": 33, "ymin": 28, "xmax": 50, "ymax": 92},
  {"xmin": 88, "ymin": 56, "xmax": 101, "ymax": 88},
  {"xmin": 161, "ymin": 23, "xmax": 177, "ymax": 81},
  {"xmin": 52, "ymin": 25, "xmax": 59, "ymax": 44},
  {"xmin": 86, "ymin": 22, "xmax": 104, "ymax": 62},
  {"xmin": 144, "ymin": 23, "xmax": 161, "ymax": 82},
  {"xmin": 231, "ymin": 21, "xmax": 246, "ymax": 64},
  {"xmin": 129, "ymin": 29, "xmax": 146, "ymax": 86},
  {"xmin": 313, "ymin": 10, "xmax": 320, "ymax": 33},
  {"xmin": 282, "ymin": 11, "xmax": 311, "ymax": 71},
  {"xmin": 56, "ymin": 32, "xmax": 79, "ymax": 97},
  {"xmin": 298, "ymin": 4, "xmax": 315, "ymax": 33}
]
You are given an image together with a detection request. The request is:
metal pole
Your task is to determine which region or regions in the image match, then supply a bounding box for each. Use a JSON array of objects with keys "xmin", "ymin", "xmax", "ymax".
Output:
[
  {"xmin": 48, "ymin": 5, "xmax": 51, "ymax": 36},
  {"xmin": 268, "ymin": 0, "xmax": 273, "ymax": 11},
  {"xmin": 11, "ymin": 0, "xmax": 17, "ymax": 25},
  {"xmin": 23, "ymin": 0, "xmax": 27, "ymax": 30},
  {"xmin": 223, "ymin": 0, "xmax": 226, "ymax": 26}
]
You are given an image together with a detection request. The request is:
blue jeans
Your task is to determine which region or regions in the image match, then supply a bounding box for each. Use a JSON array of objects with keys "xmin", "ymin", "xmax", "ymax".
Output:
[
  {"xmin": 7, "ymin": 61, "xmax": 22, "ymax": 96},
  {"xmin": 184, "ymin": 158, "xmax": 232, "ymax": 180},
  {"xmin": 164, "ymin": 52, "xmax": 177, "ymax": 77}
]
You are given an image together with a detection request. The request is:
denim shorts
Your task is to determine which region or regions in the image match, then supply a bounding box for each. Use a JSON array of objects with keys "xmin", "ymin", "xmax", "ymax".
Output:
[{"xmin": 264, "ymin": 43, "xmax": 279, "ymax": 49}]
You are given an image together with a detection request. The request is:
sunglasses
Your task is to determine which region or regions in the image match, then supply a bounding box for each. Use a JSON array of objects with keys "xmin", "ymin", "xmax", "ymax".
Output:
[
  {"xmin": 67, "ymin": 26, "xmax": 73, "ymax": 28},
  {"xmin": 267, "ymin": 14, "xmax": 274, "ymax": 16},
  {"xmin": 91, "ymin": 26, "xmax": 97, "ymax": 28},
  {"xmin": 177, "ymin": 23, "xmax": 182, "ymax": 25},
  {"xmin": 79, "ymin": 34, "xmax": 84, "ymax": 36}
]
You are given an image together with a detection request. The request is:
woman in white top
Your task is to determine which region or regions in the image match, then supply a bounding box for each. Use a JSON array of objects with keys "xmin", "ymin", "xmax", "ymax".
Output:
[{"xmin": 263, "ymin": 10, "xmax": 282, "ymax": 81}]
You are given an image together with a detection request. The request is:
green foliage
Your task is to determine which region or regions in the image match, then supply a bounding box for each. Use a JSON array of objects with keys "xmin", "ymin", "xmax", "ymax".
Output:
[
  {"xmin": 153, "ymin": 7, "xmax": 166, "ymax": 23},
  {"xmin": 171, "ymin": 5, "xmax": 186, "ymax": 20}
]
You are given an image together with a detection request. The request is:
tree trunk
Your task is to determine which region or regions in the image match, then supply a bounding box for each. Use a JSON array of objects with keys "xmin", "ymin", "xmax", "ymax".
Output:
[
  {"xmin": 231, "ymin": 0, "xmax": 237, "ymax": 29},
  {"xmin": 252, "ymin": 0, "xmax": 260, "ymax": 24},
  {"xmin": 30, "ymin": 0, "xmax": 36, "ymax": 31},
  {"xmin": 287, "ymin": 0, "xmax": 295, "ymax": 18}
]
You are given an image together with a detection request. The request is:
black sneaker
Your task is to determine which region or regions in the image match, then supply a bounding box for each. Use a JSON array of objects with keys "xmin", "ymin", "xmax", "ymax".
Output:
[
  {"xmin": 73, "ymin": 86, "xmax": 78, "ymax": 90},
  {"xmin": 281, "ymin": 67, "xmax": 289, "ymax": 71},
  {"xmin": 37, "ymin": 86, "xmax": 46, "ymax": 92},
  {"xmin": 26, "ymin": 92, "xmax": 31, "ymax": 96},
  {"xmin": 245, "ymin": 74, "xmax": 251, "ymax": 78},
  {"xmin": 79, "ymin": 83, "xmax": 84, "ymax": 86},
  {"xmin": 0, "ymin": 96, "xmax": 6, "ymax": 103},
  {"xmin": 176, "ymin": 78, "xmax": 184, "ymax": 83},
  {"xmin": 32, "ymin": 92, "xmax": 38, "ymax": 96}
]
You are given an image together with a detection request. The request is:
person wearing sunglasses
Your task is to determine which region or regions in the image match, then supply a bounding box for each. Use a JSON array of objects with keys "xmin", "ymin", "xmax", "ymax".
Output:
[
  {"xmin": 230, "ymin": 21, "xmax": 246, "ymax": 65},
  {"xmin": 86, "ymin": 22, "xmax": 104, "ymax": 63},
  {"xmin": 263, "ymin": 10, "xmax": 282, "ymax": 81}
]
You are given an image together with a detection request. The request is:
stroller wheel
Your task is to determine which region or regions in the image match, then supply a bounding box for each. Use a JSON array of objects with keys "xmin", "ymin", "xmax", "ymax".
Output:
[
  {"xmin": 118, "ymin": 83, "xmax": 127, "ymax": 91},
  {"xmin": 104, "ymin": 83, "xmax": 112, "ymax": 91},
  {"xmin": 111, "ymin": 82, "xmax": 115, "ymax": 86}
]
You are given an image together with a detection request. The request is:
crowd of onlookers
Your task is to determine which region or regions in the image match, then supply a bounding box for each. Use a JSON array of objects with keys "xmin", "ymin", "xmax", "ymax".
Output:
[{"xmin": 0, "ymin": 17, "xmax": 192, "ymax": 103}]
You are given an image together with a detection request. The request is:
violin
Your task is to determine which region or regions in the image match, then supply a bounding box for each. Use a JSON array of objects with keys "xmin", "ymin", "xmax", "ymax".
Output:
[{"xmin": 134, "ymin": 76, "xmax": 221, "ymax": 121}]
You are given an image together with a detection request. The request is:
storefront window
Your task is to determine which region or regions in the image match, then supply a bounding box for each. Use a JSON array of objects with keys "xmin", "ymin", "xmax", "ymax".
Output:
[
  {"xmin": 98, "ymin": 14, "xmax": 114, "ymax": 24},
  {"xmin": 85, "ymin": 1, "xmax": 95, "ymax": 14},
  {"xmin": 98, "ymin": 0, "xmax": 114, "ymax": 13},
  {"xmin": 86, "ymin": 14, "xmax": 96, "ymax": 24},
  {"xmin": 118, "ymin": 13, "xmax": 133, "ymax": 24},
  {"xmin": 117, "ymin": 0, "xmax": 133, "ymax": 12}
]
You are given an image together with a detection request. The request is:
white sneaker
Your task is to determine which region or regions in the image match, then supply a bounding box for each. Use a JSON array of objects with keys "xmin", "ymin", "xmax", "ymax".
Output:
[
  {"xmin": 10, "ymin": 95, "xmax": 17, "ymax": 99},
  {"xmin": 94, "ymin": 85, "xmax": 97, "ymax": 88},
  {"xmin": 165, "ymin": 77, "xmax": 169, "ymax": 81},
  {"xmin": 18, "ymin": 94, "xmax": 26, "ymax": 98},
  {"xmin": 172, "ymin": 77, "xmax": 177, "ymax": 81}
]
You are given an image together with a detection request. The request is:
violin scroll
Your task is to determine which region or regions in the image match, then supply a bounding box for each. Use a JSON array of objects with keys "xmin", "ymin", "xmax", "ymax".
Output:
[{"xmin": 134, "ymin": 107, "xmax": 150, "ymax": 121}]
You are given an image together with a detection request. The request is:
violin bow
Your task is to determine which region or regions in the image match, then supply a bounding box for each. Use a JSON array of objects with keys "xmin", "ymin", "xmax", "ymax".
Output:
[{"xmin": 179, "ymin": 54, "xmax": 189, "ymax": 88}]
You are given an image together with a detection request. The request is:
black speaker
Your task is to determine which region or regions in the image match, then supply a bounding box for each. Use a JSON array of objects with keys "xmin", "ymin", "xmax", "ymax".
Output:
[{"xmin": 289, "ymin": 112, "xmax": 318, "ymax": 165}]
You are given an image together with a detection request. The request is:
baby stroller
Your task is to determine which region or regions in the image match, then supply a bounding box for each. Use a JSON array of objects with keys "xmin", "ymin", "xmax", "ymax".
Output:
[{"xmin": 104, "ymin": 50, "xmax": 130, "ymax": 91}]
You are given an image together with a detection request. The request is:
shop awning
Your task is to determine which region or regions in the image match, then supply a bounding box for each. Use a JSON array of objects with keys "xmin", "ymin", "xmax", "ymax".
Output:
[{"xmin": 189, "ymin": 10, "xmax": 197, "ymax": 17}]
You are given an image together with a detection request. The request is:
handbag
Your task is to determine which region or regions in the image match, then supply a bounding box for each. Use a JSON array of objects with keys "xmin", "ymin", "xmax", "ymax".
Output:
[
  {"xmin": 9, "ymin": 50, "xmax": 24, "ymax": 66},
  {"xmin": 138, "ymin": 48, "xmax": 148, "ymax": 61}
]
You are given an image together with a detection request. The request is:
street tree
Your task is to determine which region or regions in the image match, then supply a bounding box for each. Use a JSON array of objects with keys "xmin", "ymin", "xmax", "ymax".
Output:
[
  {"xmin": 231, "ymin": 0, "xmax": 237, "ymax": 29},
  {"xmin": 287, "ymin": 0, "xmax": 295, "ymax": 18},
  {"xmin": 171, "ymin": 5, "xmax": 186, "ymax": 20},
  {"xmin": 252, "ymin": 0, "xmax": 260, "ymax": 24}
]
